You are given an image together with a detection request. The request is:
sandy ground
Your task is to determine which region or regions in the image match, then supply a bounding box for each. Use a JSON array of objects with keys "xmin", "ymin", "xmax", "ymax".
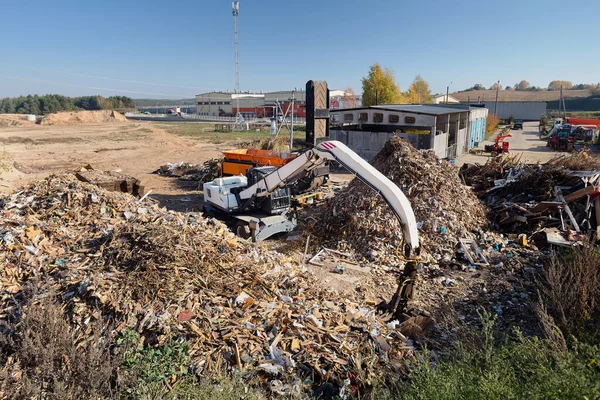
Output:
[{"xmin": 0, "ymin": 120, "xmax": 226, "ymax": 210}]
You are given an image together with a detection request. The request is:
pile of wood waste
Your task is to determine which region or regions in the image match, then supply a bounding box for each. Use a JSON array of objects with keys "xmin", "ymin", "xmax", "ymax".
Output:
[
  {"xmin": 154, "ymin": 159, "xmax": 222, "ymax": 183},
  {"xmin": 0, "ymin": 174, "xmax": 420, "ymax": 395},
  {"xmin": 461, "ymin": 151, "xmax": 600, "ymax": 246},
  {"xmin": 317, "ymin": 137, "xmax": 488, "ymax": 262}
]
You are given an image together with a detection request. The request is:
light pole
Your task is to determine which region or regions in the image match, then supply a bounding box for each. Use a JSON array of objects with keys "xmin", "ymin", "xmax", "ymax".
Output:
[
  {"xmin": 494, "ymin": 80, "xmax": 500, "ymax": 116},
  {"xmin": 446, "ymin": 82, "xmax": 452, "ymax": 104}
]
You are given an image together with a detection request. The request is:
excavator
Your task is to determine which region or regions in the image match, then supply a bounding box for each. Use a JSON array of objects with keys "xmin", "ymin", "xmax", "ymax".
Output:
[
  {"xmin": 203, "ymin": 140, "xmax": 420, "ymax": 317},
  {"xmin": 203, "ymin": 140, "xmax": 418, "ymax": 251}
]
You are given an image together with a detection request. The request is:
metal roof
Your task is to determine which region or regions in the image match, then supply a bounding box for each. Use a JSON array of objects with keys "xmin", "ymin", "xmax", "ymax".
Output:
[{"xmin": 371, "ymin": 104, "xmax": 470, "ymax": 115}]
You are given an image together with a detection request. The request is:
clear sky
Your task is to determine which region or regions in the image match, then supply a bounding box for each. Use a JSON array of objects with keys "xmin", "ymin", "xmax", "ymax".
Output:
[{"xmin": 1, "ymin": 0, "xmax": 599, "ymax": 98}]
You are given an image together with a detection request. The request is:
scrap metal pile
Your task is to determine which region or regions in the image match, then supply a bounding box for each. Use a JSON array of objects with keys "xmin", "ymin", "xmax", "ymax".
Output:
[
  {"xmin": 461, "ymin": 151, "xmax": 600, "ymax": 246},
  {"xmin": 0, "ymin": 174, "xmax": 419, "ymax": 394},
  {"xmin": 318, "ymin": 137, "xmax": 488, "ymax": 261}
]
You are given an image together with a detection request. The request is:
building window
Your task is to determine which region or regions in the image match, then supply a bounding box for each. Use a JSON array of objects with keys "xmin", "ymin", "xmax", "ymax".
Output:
[
  {"xmin": 210, "ymin": 102, "xmax": 216, "ymax": 105},
  {"xmin": 405, "ymin": 116, "xmax": 416, "ymax": 124},
  {"xmin": 224, "ymin": 101, "xmax": 231, "ymax": 105},
  {"xmin": 358, "ymin": 112, "xmax": 368, "ymax": 122},
  {"xmin": 344, "ymin": 113, "xmax": 353, "ymax": 122},
  {"xmin": 388, "ymin": 114, "xmax": 400, "ymax": 123},
  {"xmin": 373, "ymin": 113, "xmax": 384, "ymax": 123}
]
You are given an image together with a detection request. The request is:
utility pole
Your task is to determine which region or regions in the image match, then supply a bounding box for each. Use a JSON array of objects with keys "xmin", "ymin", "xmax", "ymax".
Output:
[
  {"xmin": 494, "ymin": 80, "xmax": 500, "ymax": 116},
  {"xmin": 232, "ymin": 2, "xmax": 242, "ymax": 126},
  {"xmin": 446, "ymin": 81, "xmax": 452, "ymax": 104},
  {"xmin": 560, "ymin": 85, "xmax": 567, "ymax": 118},
  {"xmin": 290, "ymin": 90, "xmax": 295, "ymax": 152}
]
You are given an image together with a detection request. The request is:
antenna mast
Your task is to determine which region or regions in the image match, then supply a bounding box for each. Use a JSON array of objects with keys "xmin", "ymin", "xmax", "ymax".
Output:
[{"xmin": 232, "ymin": 2, "xmax": 242, "ymax": 125}]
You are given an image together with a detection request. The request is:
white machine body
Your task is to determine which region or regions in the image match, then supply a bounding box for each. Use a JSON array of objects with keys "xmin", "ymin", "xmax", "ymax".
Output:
[{"xmin": 203, "ymin": 176, "xmax": 247, "ymax": 211}]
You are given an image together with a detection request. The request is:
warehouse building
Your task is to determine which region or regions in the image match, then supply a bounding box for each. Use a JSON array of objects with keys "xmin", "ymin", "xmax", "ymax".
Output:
[
  {"xmin": 196, "ymin": 89, "xmax": 360, "ymax": 119},
  {"xmin": 468, "ymin": 101, "xmax": 546, "ymax": 120},
  {"xmin": 329, "ymin": 104, "xmax": 488, "ymax": 160},
  {"xmin": 196, "ymin": 90, "xmax": 306, "ymax": 119}
]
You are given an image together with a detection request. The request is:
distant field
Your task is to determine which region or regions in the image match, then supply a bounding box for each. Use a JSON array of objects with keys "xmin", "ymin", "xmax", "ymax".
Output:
[
  {"xmin": 156, "ymin": 122, "xmax": 272, "ymax": 143},
  {"xmin": 452, "ymin": 89, "xmax": 592, "ymax": 102}
]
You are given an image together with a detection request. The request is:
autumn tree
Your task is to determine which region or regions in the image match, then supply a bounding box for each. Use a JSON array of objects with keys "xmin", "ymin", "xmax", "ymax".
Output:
[
  {"xmin": 490, "ymin": 82, "xmax": 503, "ymax": 91},
  {"xmin": 361, "ymin": 63, "xmax": 403, "ymax": 106},
  {"xmin": 514, "ymin": 80, "xmax": 530, "ymax": 91},
  {"xmin": 342, "ymin": 88, "xmax": 359, "ymax": 108},
  {"xmin": 404, "ymin": 75, "xmax": 433, "ymax": 103},
  {"xmin": 548, "ymin": 80, "xmax": 573, "ymax": 90}
]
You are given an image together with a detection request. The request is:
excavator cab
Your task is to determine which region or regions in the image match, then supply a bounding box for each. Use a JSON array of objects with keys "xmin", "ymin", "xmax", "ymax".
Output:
[{"xmin": 246, "ymin": 166, "xmax": 291, "ymax": 215}]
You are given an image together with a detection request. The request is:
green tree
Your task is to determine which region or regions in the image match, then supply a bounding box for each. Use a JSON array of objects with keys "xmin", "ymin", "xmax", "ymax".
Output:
[
  {"xmin": 361, "ymin": 63, "xmax": 403, "ymax": 106},
  {"xmin": 404, "ymin": 75, "xmax": 433, "ymax": 103},
  {"xmin": 1, "ymin": 98, "xmax": 16, "ymax": 113}
]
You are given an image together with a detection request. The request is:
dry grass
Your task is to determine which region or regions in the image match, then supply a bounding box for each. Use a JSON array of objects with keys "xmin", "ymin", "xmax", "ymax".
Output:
[
  {"xmin": 484, "ymin": 114, "xmax": 500, "ymax": 139},
  {"xmin": 537, "ymin": 242, "xmax": 600, "ymax": 344},
  {"xmin": 0, "ymin": 286, "xmax": 122, "ymax": 399}
]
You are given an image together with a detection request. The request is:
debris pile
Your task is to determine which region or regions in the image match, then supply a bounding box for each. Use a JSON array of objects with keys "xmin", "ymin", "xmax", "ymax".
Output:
[
  {"xmin": 75, "ymin": 165, "xmax": 145, "ymax": 196},
  {"xmin": 461, "ymin": 151, "xmax": 600, "ymax": 246},
  {"xmin": 0, "ymin": 174, "xmax": 417, "ymax": 392},
  {"xmin": 155, "ymin": 158, "xmax": 222, "ymax": 183},
  {"xmin": 318, "ymin": 137, "xmax": 488, "ymax": 260}
]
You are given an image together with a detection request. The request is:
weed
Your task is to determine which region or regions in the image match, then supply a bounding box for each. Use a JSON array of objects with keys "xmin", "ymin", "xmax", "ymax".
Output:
[
  {"xmin": 537, "ymin": 242, "xmax": 600, "ymax": 344},
  {"xmin": 117, "ymin": 329, "xmax": 263, "ymax": 399},
  {"xmin": 371, "ymin": 311, "xmax": 600, "ymax": 400},
  {"xmin": 0, "ymin": 290, "xmax": 121, "ymax": 399}
]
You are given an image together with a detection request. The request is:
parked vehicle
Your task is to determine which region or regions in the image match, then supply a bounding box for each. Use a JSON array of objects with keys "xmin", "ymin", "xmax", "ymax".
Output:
[{"xmin": 512, "ymin": 120, "xmax": 523, "ymax": 130}]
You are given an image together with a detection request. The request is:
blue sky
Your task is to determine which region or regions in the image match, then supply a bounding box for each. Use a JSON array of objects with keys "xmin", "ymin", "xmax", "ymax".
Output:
[{"xmin": 1, "ymin": 0, "xmax": 599, "ymax": 98}]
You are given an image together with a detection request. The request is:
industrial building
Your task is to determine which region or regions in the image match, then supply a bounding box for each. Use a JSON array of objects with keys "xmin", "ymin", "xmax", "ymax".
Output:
[
  {"xmin": 468, "ymin": 101, "xmax": 546, "ymax": 120},
  {"xmin": 433, "ymin": 94, "xmax": 460, "ymax": 104},
  {"xmin": 196, "ymin": 90, "xmax": 306, "ymax": 119},
  {"xmin": 196, "ymin": 88, "xmax": 361, "ymax": 119},
  {"xmin": 329, "ymin": 90, "xmax": 363, "ymax": 109},
  {"xmin": 329, "ymin": 104, "xmax": 488, "ymax": 160}
]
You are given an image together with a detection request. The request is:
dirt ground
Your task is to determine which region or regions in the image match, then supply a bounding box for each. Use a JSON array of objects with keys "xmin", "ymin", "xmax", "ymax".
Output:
[
  {"xmin": 0, "ymin": 116, "xmax": 368, "ymax": 291},
  {"xmin": 0, "ymin": 119, "xmax": 246, "ymax": 210}
]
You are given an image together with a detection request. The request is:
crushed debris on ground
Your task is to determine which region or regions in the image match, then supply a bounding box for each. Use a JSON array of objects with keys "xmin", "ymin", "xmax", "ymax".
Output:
[
  {"xmin": 154, "ymin": 158, "xmax": 222, "ymax": 183},
  {"xmin": 316, "ymin": 137, "xmax": 488, "ymax": 262},
  {"xmin": 0, "ymin": 174, "xmax": 419, "ymax": 395}
]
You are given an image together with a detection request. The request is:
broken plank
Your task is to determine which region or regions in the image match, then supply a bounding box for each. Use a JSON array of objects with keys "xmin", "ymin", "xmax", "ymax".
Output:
[{"xmin": 564, "ymin": 185, "xmax": 595, "ymax": 203}]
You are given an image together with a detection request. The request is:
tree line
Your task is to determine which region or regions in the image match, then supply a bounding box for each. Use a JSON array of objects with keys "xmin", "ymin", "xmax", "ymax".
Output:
[
  {"xmin": 460, "ymin": 80, "xmax": 600, "ymax": 92},
  {"xmin": 0, "ymin": 94, "xmax": 136, "ymax": 115}
]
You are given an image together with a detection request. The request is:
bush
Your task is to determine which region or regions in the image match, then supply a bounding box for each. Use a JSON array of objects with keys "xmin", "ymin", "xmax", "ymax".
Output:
[
  {"xmin": 537, "ymin": 243, "xmax": 600, "ymax": 344},
  {"xmin": 0, "ymin": 293, "xmax": 121, "ymax": 399},
  {"xmin": 372, "ymin": 311, "xmax": 600, "ymax": 400},
  {"xmin": 485, "ymin": 114, "xmax": 501, "ymax": 139}
]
